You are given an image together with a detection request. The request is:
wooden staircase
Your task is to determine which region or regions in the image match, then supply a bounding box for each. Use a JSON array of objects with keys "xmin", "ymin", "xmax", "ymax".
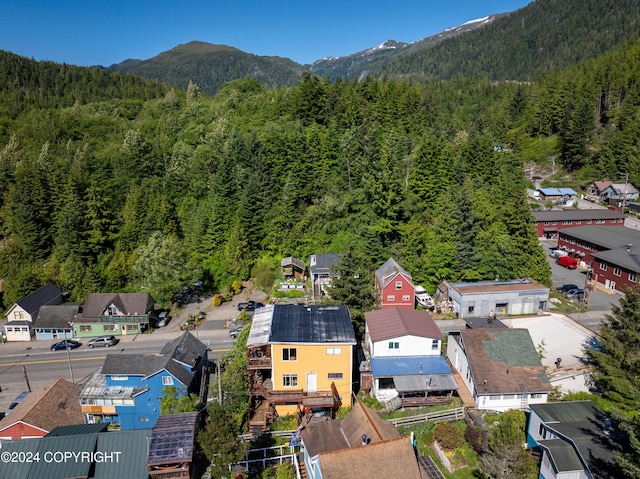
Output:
[{"xmin": 298, "ymin": 459, "xmax": 308, "ymax": 479}]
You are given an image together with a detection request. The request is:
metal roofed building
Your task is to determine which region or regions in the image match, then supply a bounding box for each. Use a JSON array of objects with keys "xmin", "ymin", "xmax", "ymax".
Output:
[
  {"xmin": 446, "ymin": 328, "xmax": 552, "ymax": 412},
  {"xmin": 531, "ymin": 209, "xmax": 625, "ymax": 239},
  {"xmin": 369, "ymin": 356, "xmax": 458, "ymax": 408},
  {"xmin": 527, "ymin": 401, "xmax": 623, "ymax": 479},
  {"xmin": 444, "ymin": 278, "xmax": 549, "ymax": 319},
  {"xmin": 33, "ymin": 302, "xmax": 81, "ymax": 341},
  {"xmin": 557, "ymin": 225, "xmax": 640, "ymax": 293},
  {"xmin": 309, "ymin": 253, "xmax": 341, "ymax": 301},
  {"xmin": 78, "ymin": 331, "xmax": 208, "ymax": 430},
  {"xmin": 246, "ymin": 304, "xmax": 356, "ymax": 431}
]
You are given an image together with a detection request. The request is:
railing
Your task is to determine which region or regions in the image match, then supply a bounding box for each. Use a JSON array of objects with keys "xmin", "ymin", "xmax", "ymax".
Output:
[
  {"xmin": 400, "ymin": 395, "xmax": 452, "ymax": 408},
  {"xmin": 248, "ymin": 357, "xmax": 272, "ymax": 369},
  {"xmin": 233, "ymin": 444, "xmax": 302, "ymax": 471},
  {"xmin": 388, "ymin": 407, "xmax": 465, "ymax": 427}
]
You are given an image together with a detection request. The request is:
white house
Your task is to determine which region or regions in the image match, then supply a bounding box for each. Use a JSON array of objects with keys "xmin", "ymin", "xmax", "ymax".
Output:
[
  {"xmin": 363, "ymin": 308, "xmax": 457, "ymax": 408},
  {"xmin": 446, "ymin": 328, "xmax": 552, "ymax": 412},
  {"xmin": 4, "ymin": 283, "xmax": 64, "ymax": 342},
  {"xmin": 364, "ymin": 307, "xmax": 442, "ymax": 358}
]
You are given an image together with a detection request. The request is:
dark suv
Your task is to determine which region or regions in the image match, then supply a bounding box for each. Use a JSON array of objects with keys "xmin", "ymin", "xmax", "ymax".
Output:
[{"xmin": 87, "ymin": 335, "xmax": 119, "ymax": 348}]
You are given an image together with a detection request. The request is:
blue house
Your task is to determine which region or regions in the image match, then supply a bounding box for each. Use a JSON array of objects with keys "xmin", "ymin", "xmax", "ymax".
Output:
[
  {"xmin": 33, "ymin": 303, "xmax": 81, "ymax": 340},
  {"xmin": 78, "ymin": 331, "xmax": 208, "ymax": 430}
]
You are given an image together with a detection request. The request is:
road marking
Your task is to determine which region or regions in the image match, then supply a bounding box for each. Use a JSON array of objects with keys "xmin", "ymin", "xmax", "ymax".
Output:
[{"xmin": 0, "ymin": 356, "xmax": 106, "ymax": 367}]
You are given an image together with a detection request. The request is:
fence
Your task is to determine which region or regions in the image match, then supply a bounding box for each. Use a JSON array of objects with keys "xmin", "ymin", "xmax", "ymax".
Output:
[{"xmin": 387, "ymin": 406, "xmax": 465, "ymax": 427}]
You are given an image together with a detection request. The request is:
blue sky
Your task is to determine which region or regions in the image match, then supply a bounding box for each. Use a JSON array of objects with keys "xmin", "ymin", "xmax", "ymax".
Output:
[{"xmin": 1, "ymin": 0, "xmax": 532, "ymax": 67}]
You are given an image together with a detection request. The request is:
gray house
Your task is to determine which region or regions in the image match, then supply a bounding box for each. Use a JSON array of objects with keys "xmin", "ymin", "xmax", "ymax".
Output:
[{"xmin": 442, "ymin": 278, "xmax": 549, "ymax": 319}]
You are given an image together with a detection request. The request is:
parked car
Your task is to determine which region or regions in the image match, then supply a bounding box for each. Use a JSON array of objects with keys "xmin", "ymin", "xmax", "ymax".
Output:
[
  {"xmin": 50, "ymin": 339, "xmax": 81, "ymax": 351},
  {"xmin": 229, "ymin": 326, "xmax": 245, "ymax": 339},
  {"xmin": 557, "ymin": 284, "xmax": 579, "ymax": 293},
  {"xmin": 156, "ymin": 311, "xmax": 170, "ymax": 328},
  {"xmin": 556, "ymin": 256, "xmax": 578, "ymax": 269},
  {"xmin": 564, "ymin": 288, "xmax": 585, "ymax": 299},
  {"xmin": 248, "ymin": 300, "xmax": 264, "ymax": 309},
  {"xmin": 87, "ymin": 335, "xmax": 119, "ymax": 348},
  {"xmin": 237, "ymin": 302, "xmax": 250, "ymax": 311},
  {"xmin": 6, "ymin": 391, "xmax": 29, "ymax": 415}
]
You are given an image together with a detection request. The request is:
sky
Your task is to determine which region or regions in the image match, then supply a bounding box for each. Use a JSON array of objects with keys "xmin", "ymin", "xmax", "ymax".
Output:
[{"xmin": 0, "ymin": 1, "xmax": 533, "ymax": 67}]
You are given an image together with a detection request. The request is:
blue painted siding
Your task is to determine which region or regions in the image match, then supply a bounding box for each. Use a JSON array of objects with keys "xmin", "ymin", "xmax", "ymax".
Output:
[{"xmin": 105, "ymin": 371, "xmax": 188, "ymax": 430}]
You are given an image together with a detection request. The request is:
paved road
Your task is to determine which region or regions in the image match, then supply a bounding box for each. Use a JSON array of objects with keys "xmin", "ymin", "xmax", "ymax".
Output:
[{"xmin": 0, "ymin": 291, "xmax": 257, "ymax": 413}]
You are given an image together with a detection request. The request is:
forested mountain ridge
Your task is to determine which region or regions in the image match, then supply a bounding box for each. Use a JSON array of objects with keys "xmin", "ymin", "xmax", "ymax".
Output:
[
  {"xmin": 102, "ymin": 0, "xmax": 640, "ymax": 92},
  {"xmin": 0, "ymin": 50, "xmax": 168, "ymax": 118},
  {"xmin": 379, "ymin": 0, "xmax": 640, "ymax": 82},
  {"xmin": 108, "ymin": 41, "xmax": 305, "ymax": 96},
  {"xmin": 308, "ymin": 15, "xmax": 505, "ymax": 81},
  {"xmin": 2, "ymin": 29, "xmax": 640, "ymax": 314}
]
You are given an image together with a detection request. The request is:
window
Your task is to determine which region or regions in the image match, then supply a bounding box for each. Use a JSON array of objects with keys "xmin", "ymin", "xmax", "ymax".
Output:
[
  {"xmin": 328, "ymin": 373, "xmax": 343, "ymax": 380},
  {"xmin": 551, "ymin": 221, "xmax": 557, "ymax": 225},
  {"xmin": 13, "ymin": 311, "xmax": 24, "ymax": 320},
  {"xmin": 326, "ymin": 347, "xmax": 342, "ymax": 355},
  {"xmin": 402, "ymin": 295, "xmax": 410, "ymax": 301},
  {"xmin": 126, "ymin": 324, "xmax": 137, "ymax": 331},
  {"xmin": 387, "ymin": 295, "xmax": 395, "ymax": 301},
  {"xmin": 562, "ymin": 220, "xmax": 572, "ymax": 225},
  {"xmin": 600, "ymin": 262, "xmax": 607, "ymax": 271},
  {"xmin": 388, "ymin": 342, "xmax": 399, "ymax": 349},
  {"xmin": 530, "ymin": 393, "xmax": 544, "ymax": 399},
  {"xmin": 575, "ymin": 220, "xmax": 581, "ymax": 224},
  {"xmin": 282, "ymin": 348, "xmax": 297, "ymax": 361},
  {"xmin": 587, "ymin": 219, "xmax": 592, "ymax": 224},
  {"xmin": 630, "ymin": 273, "xmax": 637, "ymax": 283},
  {"xmin": 283, "ymin": 374, "xmax": 298, "ymax": 387},
  {"xmin": 468, "ymin": 306, "xmax": 475, "ymax": 314},
  {"xmin": 79, "ymin": 325, "xmax": 92, "ymax": 332},
  {"xmin": 543, "ymin": 221, "xmax": 550, "ymax": 226},
  {"xmin": 378, "ymin": 378, "xmax": 395, "ymax": 389},
  {"xmin": 395, "ymin": 281, "xmax": 402, "ymax": 290},
  {"xmin": 432, "ymin": 339, "xmax": 439, "ymax": 351},
  {"xmin": 614, "ymin": 267, "xmax": 622, "ymax": 277},
  {"xmin": 103, "ymin": 324, "xmax": 116, "ymax": 332},
  {"xmin": 595, "ymin": 219, "xmax": 605, "ymax": 224},
  {"xmin": 162, "ymin": 376, "xmax": 174, "ymax": 386},
  {"xmin": 139, "ymin": 416, "xmax": 150, "ymax": 422},
  {"xmin": 111, "ymin": 376, "xmax": 128, "ymax": 381}
]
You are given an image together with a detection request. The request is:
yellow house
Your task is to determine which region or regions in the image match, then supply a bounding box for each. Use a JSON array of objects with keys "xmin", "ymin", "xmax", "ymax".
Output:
[{"xmin": 247, "ymin": 304, "xmax": 356, "ymax": 431}]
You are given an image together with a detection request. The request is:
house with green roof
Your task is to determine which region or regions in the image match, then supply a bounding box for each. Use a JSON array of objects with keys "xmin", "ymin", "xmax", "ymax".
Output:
[{"xmin": 446, "ymin": 328, "xmax": 552, "ymax": 411}]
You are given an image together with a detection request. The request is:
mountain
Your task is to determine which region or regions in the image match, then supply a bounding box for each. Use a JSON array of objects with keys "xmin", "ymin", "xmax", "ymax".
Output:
[
  {"xmin": 377, "ymin": 0, "xmax": 640, "ymax": 81},
  {"xmin": 308, "ymin": 15, "xmax": 505, "ymax": 81},
  {"xmin": 109, "ymin": 41, "xmax": 305, "ymax": 96}
]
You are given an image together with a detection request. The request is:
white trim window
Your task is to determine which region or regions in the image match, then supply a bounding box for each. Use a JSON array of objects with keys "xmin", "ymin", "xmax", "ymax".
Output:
[{"xmin": 162, "ymin": 376, "xmax": 174, "ymax": 386}]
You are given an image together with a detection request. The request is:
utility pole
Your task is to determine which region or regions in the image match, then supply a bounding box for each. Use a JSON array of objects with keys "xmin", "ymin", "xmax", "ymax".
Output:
[
  {"xmin": 22, "ymin": 365, "xmax": 31, "ymax": 392},
  {"xmin": 217, "ymin": 361, "xmax": 222, "ymax": 404}
]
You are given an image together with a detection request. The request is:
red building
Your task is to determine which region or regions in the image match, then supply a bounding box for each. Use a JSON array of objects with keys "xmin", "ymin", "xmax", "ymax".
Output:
[
  {"xmin": 0, "ymin": 378, "xmax": 84, "ymax": 440},
  {"xmin": 557, "ymin": 226, "xmax": 640, "ymax": 294},
  {"xmin": 532, "ymin": 209, "xmax": 625, "ymax": 239},
  {"xmin": 375, "ymin": 258, "xmax": 415, "ymax": 309}
]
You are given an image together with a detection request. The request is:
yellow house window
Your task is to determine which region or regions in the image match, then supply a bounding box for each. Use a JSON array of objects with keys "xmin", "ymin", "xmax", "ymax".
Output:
[
  {"xmin": 328, "ymin": 373, "xmax": 343, "ymax": 380},
  {"xmin": 326, "ymin": 347, "xmax": 342, "ymax": 355},
  {"xmin": 282, "ymin": 348, "xmax": 297, "ymax": 361},
  {"xmin": 283, "ymin": 374, "xmax": 298, "ymax": 387}
]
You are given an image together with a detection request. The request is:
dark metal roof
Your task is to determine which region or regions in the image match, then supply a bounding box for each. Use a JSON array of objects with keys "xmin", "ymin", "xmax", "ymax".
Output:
[
  {"xmin": 147, "ymin": 412, "xmax": 198, "ymax": 465},
  {"xmin": 559, "ymin": 225, "xmax": 640, "ymax": 249},
  {"xmin": 96, "ymin": 428, "xmax": 153, "ymax": 478},
  {"xmin": 46, "ymin": 422, "xmax": 108, "ymax": 436},
  {"xmin": 592, "ymin": 247, "xmax": 640, "ymax": 273},
  {"xmin": 532, "ymin": 401, "xmax": 622, "ymax": 478},
  {"xmin": 270, "ymin": 304, "xmax": 356, "ymax": 344},
  {"xmin": 34, "ymin": 303, "xmax": 82, "ymax": 329},
  {"xmin": 532, "ymin": 209, "xmax": 624, "ymax": 222},
  {"xmin": 309, "ymin": 253, "xmax": 340, "ymax": 275},
  {"xmin": 160, "ymin": 331, "xmax": 207, "ymax": 368},
  {"xmin": 102, "ymin": 353, "xmax": 194, "ymax": 386},
  {"xmin": 12, "ymin": 282, "xmax": 63, "ymax": 315}
]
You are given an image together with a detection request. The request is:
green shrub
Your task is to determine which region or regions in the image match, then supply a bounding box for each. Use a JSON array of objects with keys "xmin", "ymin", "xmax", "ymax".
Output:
[{"xmin": 433, "ymin": 421, "xmax": 464, "ymax": 450}]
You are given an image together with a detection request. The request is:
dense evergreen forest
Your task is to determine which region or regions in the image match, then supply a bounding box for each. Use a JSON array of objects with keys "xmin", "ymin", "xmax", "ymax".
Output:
[{"xmin": 2, "ymin": 37, "xmax": 640, "ymax": 308}]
